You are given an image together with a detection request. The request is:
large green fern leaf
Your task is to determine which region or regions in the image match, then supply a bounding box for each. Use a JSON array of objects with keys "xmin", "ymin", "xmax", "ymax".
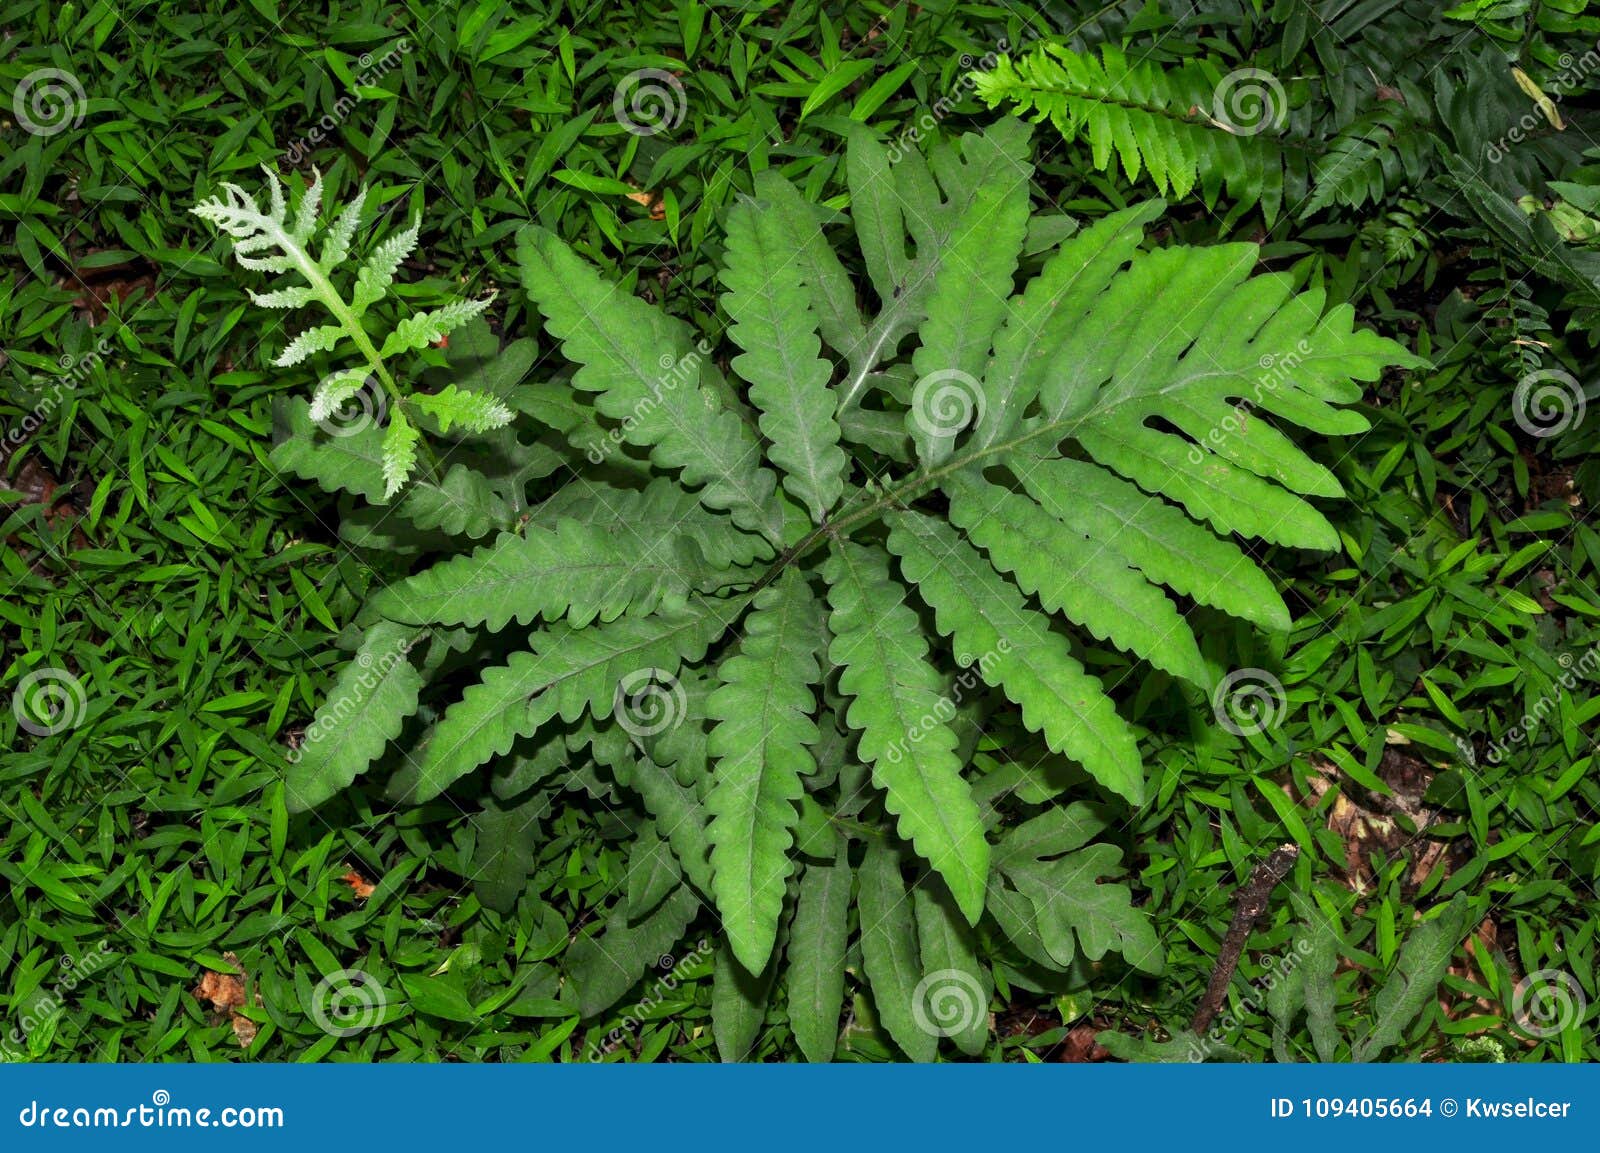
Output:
[
  {"xmin": 824, "ymin": 542, "xmax": 989, "ymax": 924},
  {"xmin": 285, "ymin": 621, "xmax": 423, "ymax": 811},
  {"xmin": 516, "ymin": 226, "xmax": 784, "ymax": 542},
  {"xmin": 706, "ymin": 572, "xmax": 825, "ymax": 972},
  {"xmin": 721, "ymin": 199, "xmax": 848, "ymax": 525},
  {"xmin": 390, "ymin": 594, "xmax": 752, "ymax": 803},
  {"xmin": 885, "ymin": 508, "xmax": 1143, "ymax": 803}
]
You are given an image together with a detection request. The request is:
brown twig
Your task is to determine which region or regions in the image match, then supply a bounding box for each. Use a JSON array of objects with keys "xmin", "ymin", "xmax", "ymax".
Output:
[{"xmin": 1190, "ymin": 843, "xmax": 1300, "ymax": 1036}]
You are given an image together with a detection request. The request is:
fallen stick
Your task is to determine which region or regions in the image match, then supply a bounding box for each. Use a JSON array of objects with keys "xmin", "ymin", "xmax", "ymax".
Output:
[{"xmin": 1190, "ymin": 843, "xmax": 1300, "ymax": 1036}]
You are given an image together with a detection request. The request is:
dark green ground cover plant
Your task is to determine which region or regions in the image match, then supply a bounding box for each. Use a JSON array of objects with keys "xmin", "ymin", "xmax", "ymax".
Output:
[{"xmin": 1, "ymin": 0, "xmax": 1599, "ymax": 1064}]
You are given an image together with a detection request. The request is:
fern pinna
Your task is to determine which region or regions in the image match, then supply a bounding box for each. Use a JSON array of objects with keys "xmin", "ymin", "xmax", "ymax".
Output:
[
  {"xmin": 195, "ymin": 119, "xmax": 1419, "ymax": 1060},
  {"xmin": 971, "ymin": 41, "xmax": 1437, "ymax": 224}
]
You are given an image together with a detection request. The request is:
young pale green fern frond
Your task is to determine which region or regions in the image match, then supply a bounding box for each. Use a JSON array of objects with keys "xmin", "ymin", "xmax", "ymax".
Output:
[{"xmin": 192, "ymin": 166, "xmax": 504, "ymax": 497}]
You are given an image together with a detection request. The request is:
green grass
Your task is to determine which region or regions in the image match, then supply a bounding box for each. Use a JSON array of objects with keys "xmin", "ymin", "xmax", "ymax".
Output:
[{"xmin": 2, "ymin": 0, "xmax": 1599, "ymax": 1062}]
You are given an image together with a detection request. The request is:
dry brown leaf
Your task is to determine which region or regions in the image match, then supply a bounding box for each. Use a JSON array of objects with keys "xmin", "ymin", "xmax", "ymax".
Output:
[
  {"xmin": 194, "ymin": 952, "xmax": 260, "ymax": 1049},
  {"xmin": 341, "ymin": 869, "xmax": 376, "ymax": 899},
  {"xmin": 1294, "ymin": 750, "xmax": 1449, "ymax": 896},
  {"xmin": 1059, "ymin": 1023, "xmax": 1110, "ymax": 1062},
  {"xmin": 194, "ymin": 967, "xmax": 246, "ymax": 1012},
  {"xmin": 624, "ymin": 186, "xmax": 666, "ymax": 221}
]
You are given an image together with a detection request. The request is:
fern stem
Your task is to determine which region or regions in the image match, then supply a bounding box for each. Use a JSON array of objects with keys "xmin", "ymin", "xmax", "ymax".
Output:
[
  {"xmin": 754, "ymin": 417, "xmax": 1070, "ymax": 589},
  {"xmin": 273, "ymin": 232, "xmax": 398, "ymax": 399},
  {"xmin": 276, "ymin": 232, "xmax": 443, "ymax": 485}
]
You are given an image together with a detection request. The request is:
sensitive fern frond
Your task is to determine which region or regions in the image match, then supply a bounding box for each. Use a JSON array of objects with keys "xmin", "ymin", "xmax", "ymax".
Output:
[
  {"xmin": 368, "ymin": 513, "xmax": 710, "ymax": 632},
  {"xmin": 518, "ymin": 225, "xmax": 785, "ymax": 543},
  {"xmin": 720, "ymin": 198, "xmax": 847, "ymax": 524},
  {"xmin": 282, "ymin": 621, "xmax": 423, "ymax": 812},
  {"xmin": 386, "ymin": 594, "xmax": 751, "ymax": 805},
  {"xmin": 885, "ymin": 509, "xmax": 1142, "ymax": 803}
]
